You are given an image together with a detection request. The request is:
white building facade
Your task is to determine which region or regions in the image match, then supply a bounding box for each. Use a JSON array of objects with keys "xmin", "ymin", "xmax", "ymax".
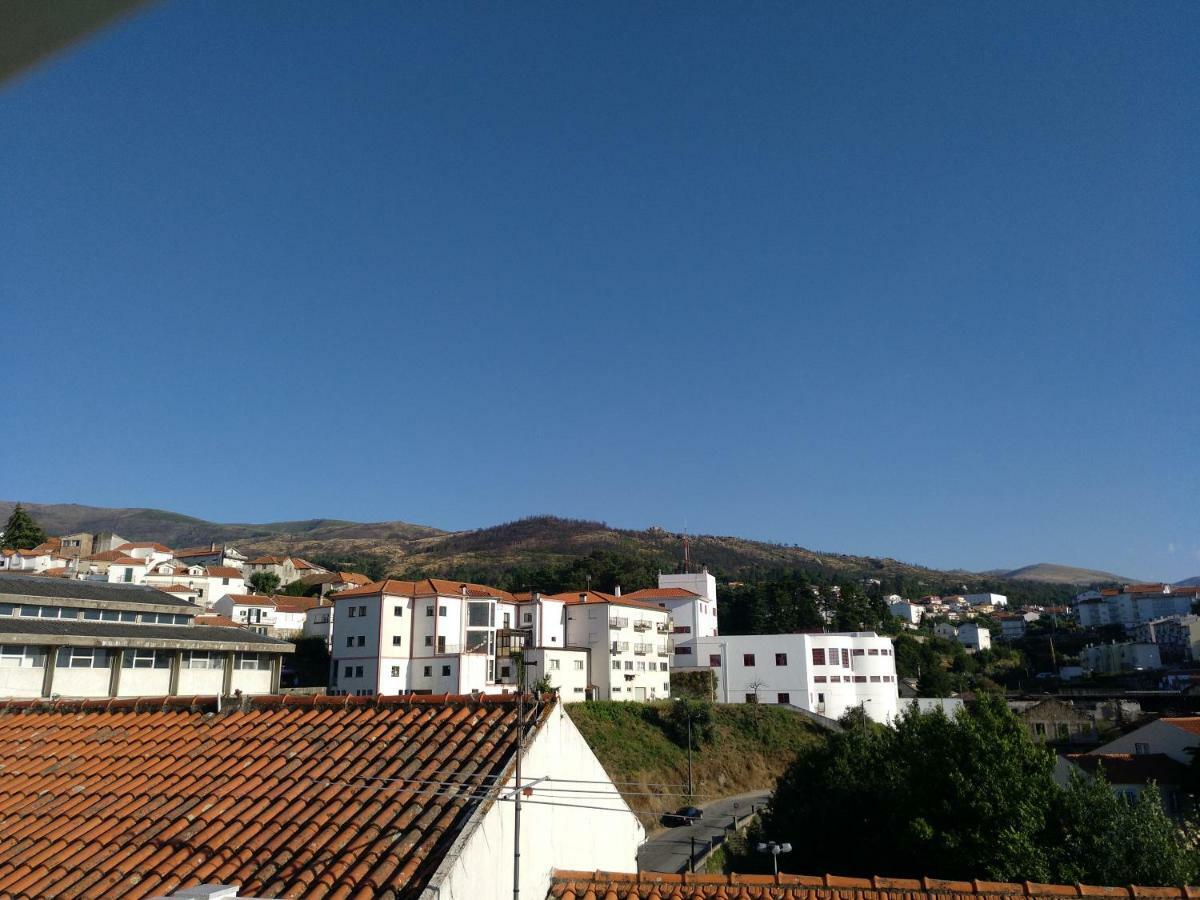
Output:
[{"xmin": 683, "ymin": 631, "xmax": 899, "ymax": 723}]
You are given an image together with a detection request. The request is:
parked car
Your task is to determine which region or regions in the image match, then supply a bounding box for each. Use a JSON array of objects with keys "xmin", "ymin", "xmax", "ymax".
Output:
[{"xmin": 661, "ymin": 806, "xmax": 703, "ymax": 827}]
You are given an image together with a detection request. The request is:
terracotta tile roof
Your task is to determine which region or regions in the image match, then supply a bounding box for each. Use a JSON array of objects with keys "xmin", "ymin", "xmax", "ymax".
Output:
[
  {"xmin": 548, "ymin": 871, "xmax": 1200, "ymax": 900},
  {"xmin": 194, "ymin": 613, "xmax": 238, "ymax": 627},
  {"xmin": 204, "ymin": 566, "xmax": 242, "ymax": 578},
  {"xmin": 249, "ymin": 555, "xmax": 286, "ymax": 565},
  {"xmin": 0, "ymin": 693, "xmax": 542, "ymax": 900},
  {"xmin": 549, "ymin": 590, "xmax": 672, "ymax": 614},
  {"xmin": 108, "ymin": 556, "xmax": 145, "ymax": 566},
  {"xmin": 83, "ymin": 550, "xmax": 131, "ymax": 563},
  {"xmin": 273, "ymin": 595, "xmax": 323, "ymax": 613},
  {"xmin": 1161, "ymin": 717, "xmax": 1200, "ymax": 736},
  {"xmin": 1067, "ymin": 753, "xmax": 1187, "ymax": 785},
  {"xmin": 302, "ymin": 571, "xmax": 373, "ymax": 587},
  {"xmin": 337, "ymin": 578, "xmax": 520, "ymax": 603},
  {"xmin": 221, "ymin": 593, "xmax": 278, "ymax": 608},
  {"xmin": 116, "ymin": 542, "xmax": 173, "ymax": 553},
  {"xmin": 173, "ymin": 546, "xmax": 224, "ymax": 557},
  {"xmin": 156, "ymin": 584, "xmax": 198, "ymax": 594},
  {"xmin": 622, "ymin": 587, "xmax": 701, "ymax": 600}
]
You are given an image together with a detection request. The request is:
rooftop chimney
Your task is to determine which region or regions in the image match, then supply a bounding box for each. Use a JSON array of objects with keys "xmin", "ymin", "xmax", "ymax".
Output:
[{"xmin": 614, "ymin": 585, "xmax": 622, "ymax": 597}]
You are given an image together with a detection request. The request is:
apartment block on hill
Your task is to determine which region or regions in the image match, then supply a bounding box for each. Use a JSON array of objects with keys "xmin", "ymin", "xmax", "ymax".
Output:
[{"xmin": 1075, "ymin": 584, "xmax": 1199, "ymax": 630}]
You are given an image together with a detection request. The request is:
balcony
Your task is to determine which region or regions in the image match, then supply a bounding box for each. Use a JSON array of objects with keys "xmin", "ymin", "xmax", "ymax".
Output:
[
  {"xmin": 657, "ymin": 644, "xmax": 672, "ymax": 657},
  {"xmin": 609, "ymin": 617, "xmax": 629, "ymax": 630},
  {"xmin": 655, "ymin": 622, "xmax": 670, "ymax": 634},
  {"xmin": 633, "ymin": 620, "xmax": 651, "ymax": 632},
  {"xmin": 633, "ymin": 643, "xmax": 652, "ymax": 655},
  {"xmin": 611, "ymin": 641, "xmax": 630, "ymax": 653}
]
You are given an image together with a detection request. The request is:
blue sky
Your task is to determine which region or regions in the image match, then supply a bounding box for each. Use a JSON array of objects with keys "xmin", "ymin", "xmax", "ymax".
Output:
[{"xmin": 2, "ymin": 3, "xmax": 1197, "ymax": 580}]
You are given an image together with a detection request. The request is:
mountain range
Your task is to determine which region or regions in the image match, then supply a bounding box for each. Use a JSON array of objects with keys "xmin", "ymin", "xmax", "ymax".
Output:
[{"xmin": 0, "ymin": 500, "xmax": 1172, "ymax": 589}]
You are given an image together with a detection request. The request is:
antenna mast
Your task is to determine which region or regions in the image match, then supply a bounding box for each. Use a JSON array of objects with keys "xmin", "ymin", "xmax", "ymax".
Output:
[{"xmin": 683, "ymin": 527, "xmax": 691, "ymax": 574}]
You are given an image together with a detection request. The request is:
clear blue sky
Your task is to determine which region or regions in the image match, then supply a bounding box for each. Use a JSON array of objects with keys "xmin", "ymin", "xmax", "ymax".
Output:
[{"xmin": 2, "ymin": 3, "xmax": 1197, "ymax": 580}]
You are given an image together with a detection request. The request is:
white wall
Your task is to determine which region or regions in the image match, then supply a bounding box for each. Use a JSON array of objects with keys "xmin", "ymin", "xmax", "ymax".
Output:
[
  {"xmin": 1094, "ymin": 719, "xmax": 1197, "ymax": 764},
  {"xmin": 51, "ymin": 667, "xmax": 110, "ymax": 697},
  {"xmin": 231, "ymin": 669, "xmax": 273, "ymax": 694},
  {"xmin": 178, "ymin": 668, "xmax": 224, "ymax": 695},
  {"xmin": 424, "ymin": 701, "xmax": 642, "ymax": 900},
  {"xmin": 0, "ymin": 666, "xmax": 43, "ymax": 698},
  {"xmin": 118, "ymin": 667, "xmax": 171, "ymax": 697}
]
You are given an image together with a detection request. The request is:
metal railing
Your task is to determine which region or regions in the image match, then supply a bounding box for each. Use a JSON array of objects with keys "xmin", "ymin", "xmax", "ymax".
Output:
[
  {"xmin": 633, "ymin": 620, "xmax": 651, "ymax": 631},
  {"xmin": 609, "ymin": 617, "xmax": 629, "ymax": 629},
  {"xmin": 657, "ymin": 644, "xmax": 672, "ymax": 657},
  {"xmin": 611, "ymin": 641, "xmax": 629, "ymax": 653},
  {"xmin": 655, "ymin": 622, "xmax": 670, "ymax": 633},
  {"xmin": 633, "ymin": 643, "xmax": 652, "ymax": 655}
]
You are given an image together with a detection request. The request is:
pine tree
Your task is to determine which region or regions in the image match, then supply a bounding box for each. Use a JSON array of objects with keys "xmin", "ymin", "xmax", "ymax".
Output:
[{"xmin": 1, "ymin": 504, "xmax": 47, "ymax": 551}]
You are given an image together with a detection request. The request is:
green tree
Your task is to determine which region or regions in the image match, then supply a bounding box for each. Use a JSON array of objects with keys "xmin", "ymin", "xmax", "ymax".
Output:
[
  {"xmin": 916, "ymin": 664, "xmax": 954, "ymax": 697},
  {"xmin": 1, "ymin": 504, "xmax": 47, "ymax": 551},
  {"xmin": 287, "ymin": 637, "xmax": 331, "ymax": 687},
  {"xmin": 664, "ymin": 698, "xmax": 715, "ymax": 749},
  {"xmin": 248, "ymin": 571, "xmax": 281, "ymax": 595}
]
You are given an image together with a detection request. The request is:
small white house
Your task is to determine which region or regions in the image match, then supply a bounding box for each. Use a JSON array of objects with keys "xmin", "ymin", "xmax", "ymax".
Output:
[
  {"xmin": 888, "ymin": 600, "xmax": 923, "ymax": 625},
  {"xmin": 964, "ymin": 592, "xmax": 1008, "ymax": 608}
]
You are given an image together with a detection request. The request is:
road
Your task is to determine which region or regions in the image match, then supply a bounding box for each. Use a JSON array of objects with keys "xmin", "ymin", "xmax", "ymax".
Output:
[{"xmin": 636, "ymin": 789, "xmax": 771, "ymax": 874}]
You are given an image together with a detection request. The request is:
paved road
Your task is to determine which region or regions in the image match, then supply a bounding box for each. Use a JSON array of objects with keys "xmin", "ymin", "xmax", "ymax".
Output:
[{"xmin": 637, "ymin": 789, "xmax": 771, "ymax": 874}]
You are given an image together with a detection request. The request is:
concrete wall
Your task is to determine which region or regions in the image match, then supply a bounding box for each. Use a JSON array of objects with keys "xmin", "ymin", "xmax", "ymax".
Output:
[
  {"xmin": 0, "ymin": 666, "xmax": 43, "ymax": 698},
  {"xmin": 118, "ymin": 667, "xmax": 171, "ymax": 697},
  {"xmin": 231, "ymin": 669, "xmax": 273, "ymax": 694},
  {"xmin": 52, "ymin": 668, "xmax": 109, "ymax": 697},
  {"xmin": 178, "ymin": 667, "xmax": 225, "ymax": 695},
  {"xmin": 424, "ymin": 701, "xmax": 642, "ymax": 900}
]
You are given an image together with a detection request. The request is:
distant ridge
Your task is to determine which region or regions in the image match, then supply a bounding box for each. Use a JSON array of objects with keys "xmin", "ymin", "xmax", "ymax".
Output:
[
  {"xmin": 0, "ymin": 500, "xmax": 1122, "ymax": 594},
  {"xmin": 1175, "ymin": 576, "xmax": 1200, "ymax": 588},
  {"xmin": 997, "ymin": 562, "xmax": 1138, "ymax": 586}
]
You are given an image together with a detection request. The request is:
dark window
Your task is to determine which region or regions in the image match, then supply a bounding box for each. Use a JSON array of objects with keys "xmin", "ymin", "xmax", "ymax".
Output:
[
  {"xmin": 746, "ymin": 693, "xmax": 758, "ymax": 704},
  {"xmin": 426, "ymin": 605, "xmax": 434, "ymax": 617},
  {"xmin": 355, "ymin": 666, "xmax": 364, "ymax": 678},
  {"xmin": 345, "ymin": 637, "xmax": 353, "ymax": 648},
  {"xmin": 842, "ymin": 650, "xmax": 850, "ymax": 668},
  {"xmin": 437, "ymin": 636, "xmax": 446, "ymax": 653},
  {"xmin": 814, "ymin": 675, "xmax": 827, "ymax": 683},
  {"xmin": 675, "ymin": 646, "xmax": 692, "ymax": 655},
  {"xmin": 852, "ymin": 648, "xmax": 865, "ymax": 656},
  {"xmin": 424, "ymin": 636, "xmax": 433, "ymax": 646},
  {"xmin": 441, "ymin": 665, "xmax": 451, "ymax": 676},
  {"xmin": 853, "ymin": 675, "xmax": 866, "ymax": 683},
  {"xmin": 812, "ymin": 648, "xmax": 826, "ymax": 665},
  {"xmin": 392, "ymin": 636, "xmax": 402, "ymax": 646},
  {"xmin": 868, "ymin": 648, "xmax": 879, "ymax": 656},
  {"xmin": 423, "ymin": 665, "xmax": 432, "ymax": 676},
  {"xmin": 743, "ymin": 653, "xmax": 756, "ymax": 666},
  {"xmin": 394, "ymin": 605, "xmax": 403, "ymax": 616},
  {"xmin": 777, "ymin": 693, "xmax": 790, "ymax": 704},
  {"xmin": 709, "ymin": 654, "xmax": 722, "ymax": 666},
  {"xmin": 343, "ymin": 666, "xmax": 352, "ymax": 677},
  {"xmin": 775, "ymin": 653, "xmax": 787, "ymax": 666},
  {"xmin": 674, "ymin": 625, "xmax": 692, "ymax": 634},
  {"xmin": 356, "ymin": 636, "xmax": 365, "ymax": 647},
  {"xmin": 439, "ymin": 605, "xmax": 447, "ymax": 617}
]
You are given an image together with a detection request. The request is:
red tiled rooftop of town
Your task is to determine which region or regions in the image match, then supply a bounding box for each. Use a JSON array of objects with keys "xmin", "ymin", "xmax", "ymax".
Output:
[
  {"xmin": 1066, "ymin": 753, "xmax": 1186, "ymax": 785},
  {"xmin": 336, "ymin": 577, "xmax": 521, "ymax": 603},
  {"xmin": 1161, "ymin": 717, "xmax": 1200, "ymax": 736},
  {"xmin": 0, "ymin": 693, "xmax": 542, "ymax": 900},
  {"xmin": 116, "ymin": 542, "xmax": 173, "ymax": 553},
  {"xmin": 621, "ymin": 587, "xmax": 701, "ymax": 600},
  {"xmin": 549, "ymin": 871, "xmax": 1200, "ymax": 900},
  {"xmin": 204, "ymin": 565, "xmax": 243, "ymax": 578},
  {"xmin": 549, "ymin": 590, "xmax": 672, "ymax": 613}
]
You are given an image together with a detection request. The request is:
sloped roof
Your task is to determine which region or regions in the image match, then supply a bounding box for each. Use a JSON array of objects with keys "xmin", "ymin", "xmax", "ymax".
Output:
[
  {"xmin": 621, "ymin": 587, "xmax": 701, "ymax": 600},
  {"xmin": 548, "ymin": 590, "xmax": 671, "ymax": 613},
  {"xmin": 0, "ymin": 574, "xmax": 197, "ymax": 608},
  {"xmin": 0, "ymin": 693, "xmax": 541, "ymax": 900},
  {"xmin": 548, "ymin": 871, "xmax": 1200, "ymax": 900},
  {"xmin": 204, "ymin": 566, "xmax": 242, "ymax": 578},
  {"xmin": 116, "ymin": 542, "xmax": 173, "ymax": 553},
  {"xmin": 273, "ymin": 595, "xmax": 324, "ymax": 613},
  {"xmin": 0, "ymin": 617, "xmax": 289, "ymax": 650},
  {"xmin": 1161, "ymin": 717, "xmax": 1200, "ymax": 736},
  {"xmin": 337, "ymin": 578, "xmax": 520, "ymax": 603},
  {"xmin": 1067, "ymin": 753, "xmax": 1187, "ymax": 786}
]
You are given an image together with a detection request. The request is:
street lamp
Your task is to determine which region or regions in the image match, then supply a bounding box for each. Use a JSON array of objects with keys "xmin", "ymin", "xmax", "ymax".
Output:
[{"xmin": 755, "ymin": 841, "xmax": 793, "ymax": 876}]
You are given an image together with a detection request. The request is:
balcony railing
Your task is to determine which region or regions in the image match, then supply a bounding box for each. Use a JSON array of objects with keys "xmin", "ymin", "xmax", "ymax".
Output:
[
  {"xmin": 657, "ymin": 644, "xmax": 671, "ymax": 657},
  {"xmin": 633, "ymin": 643, "xmax": 652, "ymax": 655},
  {"xmin": 609, "ymin": 617, "xmax": 629, "ymax": 629},
  {"xmin": 611, "ymin": 641, "xmax": 629, "ymax": 653},
  {"xmin": 633, "ymin": 620, "xmax": 651, "ymax": 632},
  {"xmin": 655, "ymin": 622, "xmax": 670, "ymax": 634}
]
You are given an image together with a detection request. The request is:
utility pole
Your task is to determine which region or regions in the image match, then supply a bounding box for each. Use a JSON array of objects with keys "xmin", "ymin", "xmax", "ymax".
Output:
[
  {"xmin": 512, "ymin": 655, "xmax": 536, "ymax": 900},
  {"xmin": 686, "ymin": 712, "xmax": 694, "ymax": 798}
]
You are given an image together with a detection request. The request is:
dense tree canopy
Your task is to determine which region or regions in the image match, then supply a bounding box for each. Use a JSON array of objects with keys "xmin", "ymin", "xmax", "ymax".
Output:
[
  {"xmin": 1, "ymin": 504, "xmax": 47, "ymax": 551},
  {"xmin": 762, "ymin": 697, "xmax": 1197, "ymax": 885},
  {"xmin": 247, "ymin": 571, "xmax": 281, "ymax": 595}
]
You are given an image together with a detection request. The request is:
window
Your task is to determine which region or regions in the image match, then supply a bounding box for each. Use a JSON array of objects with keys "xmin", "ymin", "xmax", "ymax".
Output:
[
  {"xmin": 122, "ymin": 650, "xmax": 170, "ymax": 669},
  {"xmin": 817, "ymin": 692, "xmax": 825, "ymax": 704},
  {"xmin": 743, "ymin": 653, "xmax": 756, "ymax": 666},
  {"xmin": 391, "ymin": 666, "xmax": 400, "ymax": 677},
  {"xmin": 392, "ymin": 636, "xmax": 402, "ymax": 646},
  {"xmin": 57, "ymin": 647, "xmax": 113, "ymax": 669},
  {"xmin": 358, "ymin": 606, "xmax": 366, "ymax": 616},
  {"xmin": 346, "ymin": 637, "xmax": 354, "ymax": 648},
  {"xmin": 501, "ymin": 665, "xmax": 511, "ymax": 677},
  {"xmin": 870, "ymin": 675, "xmax": 881, "ymax": 683},
  {"xmin": 344, "ymin": 666, "xmax": 353, "ymax": 678},
  {"xmin": 775, "ymin": 653, "xmax": 787, "ymax": 666},
  {"xmin": 549, "ymin": 659, "xmax": 561, "ymax": 670},
  {"xmin": 1034, "ymin": 723, "xmax": 1047, "ymax": 736},
  {"xmin": 1057, "ymin": 723, "xmax": 1070, "ymax": 739},
  {"xmin": 355, "ymin": 666, "xmax": 364, "ymax": 678},
  {"xmin": 437, "ymin": 636, "xmax": 446, "ymax": 653},
  {"xmin": 625, "ymin": 661, "xmax": 634, "ymax": 670},
  {"xmin": 842, "ymin": 650, "xmax": 851, "ymax": 668},
  {"xmin": 441, "ymin": 665, "xmax": 451, "ymax": 676},
  {"xmin": 425, "ymin": 636, "xmax": 433, "ymax": 647},
  {"xmin": 439, "ymin": 605, "xmax": 447, "ymax": 617},
  {"xmin": 868, "ymin": 648, "xmax": 879, "ymax": 656},
  {"xmin": 426, "ymin": 605, "xmax": 434, "ymax": 617},
  {"xmin": 637, "ymin": 662, "xmax": 646, "ymax": 671},
  {"xmin": 812, "ymin": 648, "xmax": 826, "ymax": 665},
  {"xmin": 746, "ymin": 693, "xmax": 758, "ymax": 704},
  {"xmin": 573, "ymin": 660, "xmax": 584, "ymax": 670},
  {"xmin": 674, "ymin": 646, "xmax": 692, "ymax": 655},
  {"xmin": 814, "ymin": 675, "xmax": 827, "ymax": 683},
  {"xmin": 523, "ymin": 613, "xmax": 533, "ymax": 623},
  {"xmin": 349, "ymin": 607, "xmax": 358, "ymax": 619},
  {"xmin": 612, "ymin": 661, "xmax": 620, "ymax": 670},
  {"xmin": 708, "ymin": 654, "xmax": 722, "ymax": 666},
  {"xmin": 222, "ymin": 577, "xmax": 230, "ymax": 585},
  {"xmin": 236, "ymin": 653, "xmax": 268, "ymax": 671},
  {"xmin": 674, "ymin": 625, "xmax": 692, "ymax": 634},
  {"xmin": 829, "ymin": 675, "xmax": 841, "ymax": 683},
  {"xmin": 853, "ymin": 676, "xmax": 866, "ymax": 683},
  {"xmin": 394, "ymin": 605, "xmax": 403, "ymax": 617},
  {"xmin": 0, "ymin": 646, "xmax": 45, "ymax": 668},
  {"xmin": 183, "ymin": 651, "xmax": 225, "ymax": 670},
  {"xmin": 777, "ymin": 693, "xmax": 791, "ymax": 704},
  {"xmin": 123, "ymin": 568, "xmax": 134, "ymax": 583},
  {"xmin": 1134, "ymin": 742, "xmax": 1150, "ymax": 755},
  {"xmin": 423, "ymin": 666, "xmax": 432, "ymax": 677},
  {"xmin": 0, "ymin": 604, "xmax": 12, "ymax": 616},
  {"xmin": 852, "ymin": 648, "xmax": 865, "ymax": 657},
  {"xmin": 356, "ymin": 636, "xmax": 365, "ymax": 647},
  {"xmin": 467, "ymin": 602, "xmax": 494, "ymax": 627}
]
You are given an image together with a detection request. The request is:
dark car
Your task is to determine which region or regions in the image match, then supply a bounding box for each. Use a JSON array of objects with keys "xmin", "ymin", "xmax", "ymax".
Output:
[{"xmin": 661, "ymin": 806, "xmax": 704, "ymax": 827}]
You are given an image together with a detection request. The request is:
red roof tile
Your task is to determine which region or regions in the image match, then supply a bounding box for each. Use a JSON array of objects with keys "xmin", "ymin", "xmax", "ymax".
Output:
[
  {"xmin": 116, "ymin": 542, "xmax": 173, "ymax": 553},
  {"xmin": 337, "ymin": 578, "xmax": 520, "ymax": 603},
  {"xmin": 548, "ymin": 590, "xmax": 671, "ymax": 613},
  {"xmin": 1068, "ymin": 753, "xmax": 1187, "ymax": 785},
  {"xmin": 1162, "ymin": 717, "xmax": 1200, "ymax": 736},
  {"xmin": 621, "ymin": 587, "xmax": 701, "ymax": 600},
  {"xmin": 204, "ymin": 566, "xmax": 242, "ymax": 578},
  {"xmin": 0, "ymin": 693, "xmax": 543, "ymax": 900},
  {"xmin": 548, "ymin": 872, "xmax": 1199, "ymax": 900}
]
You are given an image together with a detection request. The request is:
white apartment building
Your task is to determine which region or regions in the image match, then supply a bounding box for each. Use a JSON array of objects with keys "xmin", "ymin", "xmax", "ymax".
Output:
[
  {"xmin": 935, "ymin": 621, "xmax": 992, "ymax": 652},
  {"xmin": 328, "ymin": 580, "xmax": 672, "ymax": 701},
  {"xmin": 0, "ymin": 574, "xmax": 291, "ymax": 699},
  {"xmin": 552, "ymin": 590, "xmax": 673, "ymax": 702},
  {"xmin": 623, "ymin": 569, "xmax": 719, "ymax": 651},
  {"xmin": 888, "ymin": 599, "xmax": 923, "ymax": 625},
  {"xmin": 684, "ymin": 632, "xmax": 899, "ymax": 723},
  {"xmin": 142, "ymin": 561, "xmax": 245, "ymax": 609},
  {"xmin": 964, "ymin": 592, "xmax": 1008, "ymax": 608},
  {"xmin": 1081, "ymin": 641, "xmax": 1162, "ymax": 675},
  {"xmin": 1133, "ymin": 615, "xmax": 1200, "ymax": 663},
  {"xmin": 1075, "ymin": 584, "xmax": 1199, "ymax": 630},
  {"xmin": 243, "ymin": 555, "xmax": 327, "ymax": 586}
]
